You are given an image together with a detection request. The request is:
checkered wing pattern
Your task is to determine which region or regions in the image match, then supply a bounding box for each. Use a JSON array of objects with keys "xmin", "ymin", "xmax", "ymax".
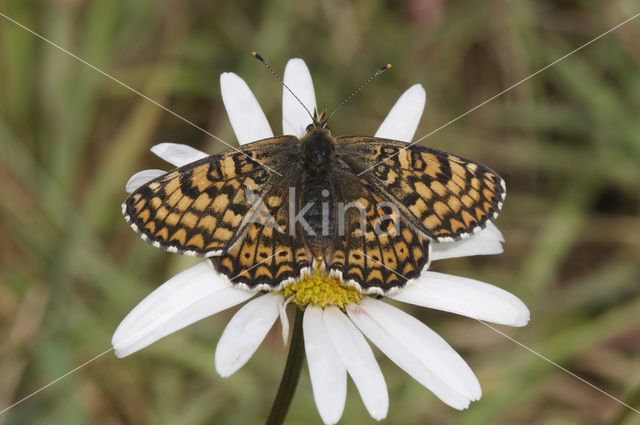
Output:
[
  {"xmin": 208, "ymin": 177, "xmax": 312, "ymax": 290},
  {"xmin": 337, "ymin": 136, "xmax": 506, "ymax": 242},
  {"xmin": 123, "ymin": 137, "xmax": 297, "ymax": 257},
  {"xmin": 327, "ymin": 166, "xmax": 431, "ymax": 293}
]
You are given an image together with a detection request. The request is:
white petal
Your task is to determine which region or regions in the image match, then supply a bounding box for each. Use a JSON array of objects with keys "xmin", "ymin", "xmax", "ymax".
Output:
[
  {"xmin": 324, "ymin": 306, "xmax": 388, "ymax": 420},
  {"xmin": 431, "ymin": 222, "xmax": 504, "ymax": 261},
  {"xmin": 375, "ymin": 84, "xmax": 426, "ymax": 142},
  {"xmin": 347, "ymin": 298, "xmax": 480, "ymax": 410},
  {"xmin": 279, "ymin": 296, "xmax": 293, "ymax": 345},
  {"xmin": 484, "ymin": 222, "xmax": 505, "ymax": 242},
  {"xmin": 282, "ymin": 58, "xmax": 317, "ymax": 138},
  {"xmin": 390, "ymin": 271, "xmax": 530, "ymax": 326},
  {"xmin": 220, "ymin": 72, "xmax": 274, "ymax": 145},
  {"xmin": 215, "ymin": 293, "xmax": 282, "ymax": 377},
  {"xmin": 359, "ymin": 299, "xmax": 482, "ymax": 400},
  {"xmin": 304, "ymin": 306, "xmax": 347, "ymax": 425},
  {"xmin": 125, "ymin": 169, "xmax": 165, "ymax": 193},
  {"xmin": 112, "ymin": 262, "xmax": 254, "ymax": 358},
  {"xmin": 150, "ymin": 143, "xmax": 208, "ymax": 167}
]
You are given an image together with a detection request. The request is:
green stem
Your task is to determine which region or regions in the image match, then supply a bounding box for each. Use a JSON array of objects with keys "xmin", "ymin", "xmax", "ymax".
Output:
[{"xmin": 265, "ymin": 307, "xmax": 305, "ymax": 425}]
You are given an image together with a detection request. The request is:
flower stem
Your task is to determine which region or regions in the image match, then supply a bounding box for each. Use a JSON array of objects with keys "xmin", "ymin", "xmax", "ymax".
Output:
[{"xmin": 265, "ymin": 307, "xmax": 304, "ymax": 425}]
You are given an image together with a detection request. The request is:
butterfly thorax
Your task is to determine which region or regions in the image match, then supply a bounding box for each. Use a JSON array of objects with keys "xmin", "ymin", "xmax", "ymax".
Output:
[{"xmin": 300, "ymin": 126, "xmax": 335, "ymax": 169}]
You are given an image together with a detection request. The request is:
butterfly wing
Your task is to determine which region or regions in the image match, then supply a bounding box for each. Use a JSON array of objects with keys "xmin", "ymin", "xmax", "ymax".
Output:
[
  {"xmin": 208, "ymin": 176, "xmax": 313, "ymax": 290},
  {"xmin": 336, "ymin": 136, "xmax": 505, "ymax": 242},
  {"xmin": 325, "ymin": 160, "xmax": 431, "ymax": 294},
  {"xmin": 123, "ymin": 136, "xmax": 299, "ymax": 257}
]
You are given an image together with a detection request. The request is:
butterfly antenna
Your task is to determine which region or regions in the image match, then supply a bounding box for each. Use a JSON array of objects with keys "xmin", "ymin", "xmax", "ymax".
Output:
[
  {"xmin": 326, "ymin": 63, "xmax": 392, "ymax": 122},
  {"xmin": 252, "ymin": 52, "xmax": 315, "ymax": 123}
]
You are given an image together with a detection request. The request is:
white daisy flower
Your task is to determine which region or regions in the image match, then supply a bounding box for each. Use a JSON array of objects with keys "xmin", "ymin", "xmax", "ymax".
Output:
[{"xmin": 114, "ymin": 58, "xmax": 530, "ymax": 424}]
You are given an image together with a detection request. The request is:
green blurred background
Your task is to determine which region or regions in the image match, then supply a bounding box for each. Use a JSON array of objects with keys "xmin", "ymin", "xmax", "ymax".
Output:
[{"xmin": 1, "ymin": 0, "xmax": 639, "ymax": 424}]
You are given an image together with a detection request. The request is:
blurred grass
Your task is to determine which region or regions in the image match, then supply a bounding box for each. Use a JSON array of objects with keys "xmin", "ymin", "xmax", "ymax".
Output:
[{"xmin": 0, "ymin": 0, "xmax": 639, "ymax": 424}]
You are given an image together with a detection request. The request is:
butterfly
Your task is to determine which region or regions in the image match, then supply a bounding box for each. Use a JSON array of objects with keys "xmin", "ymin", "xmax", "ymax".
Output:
[{"xmin": 123, "ymin": 110, "xmax": 505, "ymax": 295}]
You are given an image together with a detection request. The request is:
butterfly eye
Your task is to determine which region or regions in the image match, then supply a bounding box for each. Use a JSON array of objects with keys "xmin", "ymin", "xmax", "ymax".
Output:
[{"xmin": 305, "ymin": 124, "xmax": 314, "ymax": 132}]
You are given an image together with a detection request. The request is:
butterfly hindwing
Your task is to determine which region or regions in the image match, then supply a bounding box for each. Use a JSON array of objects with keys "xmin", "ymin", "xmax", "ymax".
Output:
[
  {"xmin": 208, "ymin": 177, "xmax": 313, "ymax": 289},
  {"xmin": 327, "ymin": 164, "xmax": 431, "ymax": 293},
  {"xmin": 336, "ymin": 136, "xmax": 505, "ymax": 242}
]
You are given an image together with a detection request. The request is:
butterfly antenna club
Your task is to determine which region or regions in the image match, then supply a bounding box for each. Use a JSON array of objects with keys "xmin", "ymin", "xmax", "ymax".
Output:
[{"xmin": 252, "ymin": 51, "xmax": 315, "ymax": 123}]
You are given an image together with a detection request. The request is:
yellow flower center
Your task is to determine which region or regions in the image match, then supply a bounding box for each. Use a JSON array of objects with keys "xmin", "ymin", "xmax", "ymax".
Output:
[{"xmin": 281, "ymin": 268, "xmax": 363, "ymax": 309}]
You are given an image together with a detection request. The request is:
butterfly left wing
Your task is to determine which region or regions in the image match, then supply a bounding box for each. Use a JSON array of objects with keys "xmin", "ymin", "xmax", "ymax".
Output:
[
  {"xmin": 123, "ymin": 137, "xmax": 298, "ymax": 256},
  {"xmin": 208, "ymin": 175, "xmax": 314, "ymax": 290},
  {"xmin": 336, "ymin": 136, "xmax": 505, "ymax": 242}
]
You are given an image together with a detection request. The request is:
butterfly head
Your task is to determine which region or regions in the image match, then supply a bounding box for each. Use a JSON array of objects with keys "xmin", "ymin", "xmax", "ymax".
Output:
[{"xmin": 305, "ymin": 109, "xmax": 331, "ymax": 134}]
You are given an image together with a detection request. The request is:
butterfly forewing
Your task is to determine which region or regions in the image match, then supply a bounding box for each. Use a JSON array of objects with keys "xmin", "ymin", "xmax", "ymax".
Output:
[
  {"xmin": 337, "ymin": 136, "xmax": 506, "ymax": 242},
  {"xmin": 123, "ymin": 136, "xmax": 298, "ymax": 256}
]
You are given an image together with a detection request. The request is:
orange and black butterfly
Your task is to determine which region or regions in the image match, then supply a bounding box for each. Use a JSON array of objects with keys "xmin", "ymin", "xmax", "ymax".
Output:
[{"xmin": 123, "ymin": 108, "xmax": 505, "ymax": 295}]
